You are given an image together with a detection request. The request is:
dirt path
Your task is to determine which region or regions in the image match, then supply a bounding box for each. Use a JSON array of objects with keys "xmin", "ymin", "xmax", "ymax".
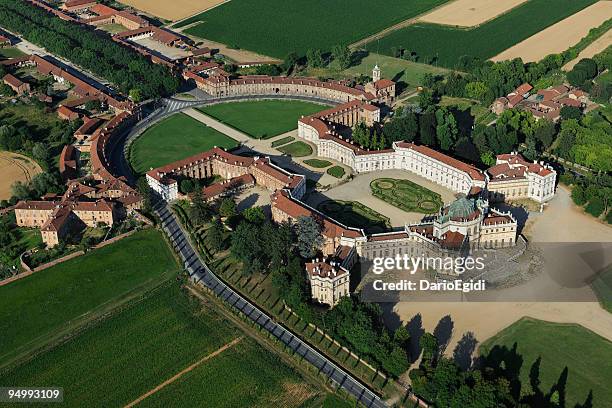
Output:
[
  {"xmin": 563, "ymin": 28, "xmax": 612, "ymax": 71},
  {"xmin": 124, "ymin": 336, "xmax": 244, "ymax": 407},
  {"xmin": 491, "ymin": 1, "xmax": 612, "ymax": 62},
  {"xmin": 183, "ymin": 108, "xmax": 250, "ymax": 143}
]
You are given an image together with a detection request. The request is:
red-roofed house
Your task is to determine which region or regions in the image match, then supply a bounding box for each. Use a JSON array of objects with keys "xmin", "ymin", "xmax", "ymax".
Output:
[{"xmin": 3, "ymin": 74, "xmax": 30, "ymax": 95}]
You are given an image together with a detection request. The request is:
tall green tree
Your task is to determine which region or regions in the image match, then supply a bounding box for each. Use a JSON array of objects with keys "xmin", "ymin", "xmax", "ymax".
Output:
[{"xmin": 295, "ymin": 216, "xmax": 323, "ymax": 259}]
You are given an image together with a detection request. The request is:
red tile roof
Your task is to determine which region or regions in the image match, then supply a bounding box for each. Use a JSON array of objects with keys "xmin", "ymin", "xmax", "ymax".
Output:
[
  {"xmin": 395, "ymin": 142, "xmax": 485, "ymax": 181},
  {"xmin": 272, "ymin": 190, "xmax": 364, "ymax": 239}
]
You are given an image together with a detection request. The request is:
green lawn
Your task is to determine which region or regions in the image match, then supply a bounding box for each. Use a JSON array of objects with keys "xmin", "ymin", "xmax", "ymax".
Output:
[
  {"xmin": 303, "ymin": 158, "xmax": 331, "ymax": 168},
  {"xmin": 1, "ymin": 281, "xmax": 324, "ymax": 407},
  {"xmin": 592, "ymin": 264, "xmax": 612, "ymax": 313},
  {"xmin": 317, "ymin": 200, "xmax": 390, "ymax": 234},
  {"xmin": 326, "ymin": 166, "xmax": 345, "ymax": 178},
  {"xmin": 370, "ymin": 178, "xmax": 443, "ymax": 213},
  {"xmin": 271, "ymin": 136, "xmax": 295, "ymax": 148},
  {"xmin": 480, "ymin": 318, "xmax": 612, "ymax": 408},
  {"xmin": 198, "ymin": 100, "xmax": 325, "ymax": 139},
  {"xmin": 130, "ymin": 113, "xmax": 238, "ymax": 174},
  {"xmin": 0, "ymin": 47, "xmax": 25, "ymax": 59},
  {"xmin": 177, "ymin": 0, "xmax": 449, "ymax": 58},
  {"xmin": 0, "ymin": 229, "xmax": 180, "ymax": 366},
  {"xmin": 375, "ymin": 0, "xmax": 598, "ymax": 68},
  {"xmin": 344, "ymin": 52, "xmax": 450, "ymax": 89},
  {"xmin": 277, "ymin": 141, "xmax": 313, "ymax": 157}
]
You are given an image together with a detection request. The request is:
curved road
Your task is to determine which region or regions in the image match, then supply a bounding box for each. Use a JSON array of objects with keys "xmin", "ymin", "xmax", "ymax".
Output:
[{"xmin": 107, "ymin": 94, "xmax": 389, "ymax": 407}]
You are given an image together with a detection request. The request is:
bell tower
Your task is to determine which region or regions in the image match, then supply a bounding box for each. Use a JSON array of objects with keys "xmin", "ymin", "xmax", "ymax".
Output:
[{"xmin": 372, "ymin": 64, "xmax": 381, "ymax": 83}]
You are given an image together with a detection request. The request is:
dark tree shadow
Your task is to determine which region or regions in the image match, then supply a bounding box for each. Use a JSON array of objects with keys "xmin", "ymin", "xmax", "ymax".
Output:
[
  {"xmin": 433, "ymin": 315, "xmax": 453, "ymax": 356},
  {"xmin": 481, "ymin": 342, "xmax": 524, "ymax": 401},
  {"xmin": 575, "ymin": 390, "xmax": 593, "ymax": 408},
  {"xmin": 547, "ymin": 366, "xmax": 568, "ymax": 408},
  {"xmin": 406, "ymin": 313, "xmax": 425, "ymax": 364},
  {"xmin": 453, "ymin": 331, "xmax": 478, "ymax": 370}
]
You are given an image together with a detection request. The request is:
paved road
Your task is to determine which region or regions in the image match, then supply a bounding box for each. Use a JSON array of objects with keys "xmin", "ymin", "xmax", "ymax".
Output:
[{"xmin": 153, "ymin": 200, "xmax": 388, "ymax": 408}]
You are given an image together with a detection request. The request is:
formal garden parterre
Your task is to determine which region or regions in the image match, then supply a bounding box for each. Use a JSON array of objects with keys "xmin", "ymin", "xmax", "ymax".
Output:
[
  {"xmin": 370, "ymin": 178, "xmax": 444, "ymax": 214},
  {"xmin": 317, "ymin": 200, "xmax": 390, "ymax": 234}
]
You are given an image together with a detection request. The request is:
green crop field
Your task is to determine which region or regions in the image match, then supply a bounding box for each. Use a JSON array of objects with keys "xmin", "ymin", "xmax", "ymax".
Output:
[
  {"xmin": 375, "ymin": 0, "xmax": 598, "ymax": 68},
  {"xmin": 0, "ymin": 282, "xmax": 320, "ymax": 407},
  {"xmin": 480, "ymin": 318, "xmax": 612, "ymax": 407},
  {"xmin": 317, "ymin": 200, "xmax": 390, "ymax": 234},
  {"xmin": 277, "ymin": 141, "xmax": 313, "ymax": 157},
  {"xmin": 371, "ymin": 178, "xmax": 443, "ymax": 213},
  {"xmin": 177, "ymin": 0, "xmax": 449, "ymax": 58},
  {"xmin": 0, "ymin": 229, "xmax": 180, "ymax": 366},
  {"xmin": 198, "ymin": 100, "xmax": 325, "ymax": 139},
  {"xmin": 130, "ymin": 113, "xmax": 238, "ymax": 174}
]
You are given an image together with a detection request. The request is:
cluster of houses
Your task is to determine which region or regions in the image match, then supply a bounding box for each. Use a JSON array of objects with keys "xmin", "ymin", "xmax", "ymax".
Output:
[{"xmin": 492, "ymin": 82, "xmax": 589, "ymax": 121}]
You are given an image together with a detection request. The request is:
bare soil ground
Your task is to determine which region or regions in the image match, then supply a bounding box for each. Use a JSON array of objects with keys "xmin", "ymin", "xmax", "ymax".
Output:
[
  {"xmin": 392, "ymin": 186, "xmax": 612, "ymax": 355},
  {"xmin": 491, "ymin": 1, "xmax": 612, "ymax": 62},
  {"xmin": 563, "ymin": 28, "xmax": 612, "ymax": 70},
  {"xmin": 0, "ymin": 151, "xmax": 42, "ymax": 201},
  {"xmin": 118, "ymin": 0, "xmax": 228, "ymax": 21},
  {"xmin": 418, "ymin": 0, "xmax": 528, "ymax": 27}
]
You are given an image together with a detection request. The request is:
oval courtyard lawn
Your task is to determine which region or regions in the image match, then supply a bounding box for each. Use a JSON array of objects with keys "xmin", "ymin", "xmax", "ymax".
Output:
[
  {"xmin": 197, "ymin": 100, "xmax": 327, "ymax": 139},
  {"xmin": 0, "ymin": 229, "xmax": 180, "ymax": 366},
  {"xmin": 130, "ymin": 113, "xmax": 238, "ymax": 174}
]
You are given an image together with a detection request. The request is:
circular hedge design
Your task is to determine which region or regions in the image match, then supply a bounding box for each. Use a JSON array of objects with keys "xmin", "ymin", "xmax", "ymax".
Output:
[{"xmin": 370, "ymin": 178, "xmax": 443, "ymax": 214}]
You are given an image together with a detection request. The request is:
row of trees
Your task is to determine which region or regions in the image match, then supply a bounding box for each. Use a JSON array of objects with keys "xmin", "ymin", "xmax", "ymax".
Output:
[{"xmin": 0, "ymin": 0, "xmax": 179, "ymax": 99}]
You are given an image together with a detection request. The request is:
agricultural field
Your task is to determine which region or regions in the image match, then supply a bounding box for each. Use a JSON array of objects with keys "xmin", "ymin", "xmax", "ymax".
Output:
[
  {"xmin": 119, "ymin": 0, "xmax": 226, "ymax": 21},
  {"xmin": 176, "ymin": 0, "xmax": 450, "ymax": 58},
  {"xmin": 492, "ymin": 1, "xmax": 612, "ymax": 62},
  {"xmin": 0, "ymin": 151, "xmax": 42, "ymax": 200},
  {"xmin": 317, "ymin": 200, "xmax": 390, "ymax": 234},
  {"xmin": 0, "ymin": 282, "xmax": 323, "ymax": 407},
  {"xmin": 370, "ymin": 178, "xmax": 443, "ymax": 214},
  {"xmin": 418, "ymin": 0, "xmax": 528, "ymax": 27},
  {"xmin": 375, "ymin": 0, "xmax": 599, "ymax": 68},
  {"xmin": 480, "ymin": 318, "xmax": 612, "ymax": 408},
  {"xmin": 564, "ymin": 29, "xmax": 612, "ymax": 70},
  {"xmin": 277, "ymin": 141, "xmax": 313, "ymax": 157},
  {"xmin": 343, "ymin": 53, "xmax": 450, "ymax": 90},
  {"xmin": 198, "ymin": 100, "xmax": 325, "ymax": 139},
  {"xmin": 130, "ymin": 113, "xmax": 238, "ymax": 174},
  {"xmin": 0, "ymin": 229, "xmax": 180, "ymax": 366}
]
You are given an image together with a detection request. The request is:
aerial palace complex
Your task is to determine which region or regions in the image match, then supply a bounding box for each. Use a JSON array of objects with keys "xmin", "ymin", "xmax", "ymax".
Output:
[{"xmin": 145, "ymin": 67, "xmax": 557, "ymax": 306}]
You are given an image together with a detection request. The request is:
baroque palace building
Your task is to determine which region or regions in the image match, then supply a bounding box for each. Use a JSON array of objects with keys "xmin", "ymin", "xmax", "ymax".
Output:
[{"xmin": 146, "ymin": 67, "xmax": 555, "ymax": 307}]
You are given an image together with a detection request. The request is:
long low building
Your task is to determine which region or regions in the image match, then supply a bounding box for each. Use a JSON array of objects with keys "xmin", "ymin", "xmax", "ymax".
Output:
[
  {"xmin": 146, "ymin": 148, "xmax": 306, "ymax": 202},
  {"xmin": 297, "ymin": 110, "xmax": 555, "ymax": 202},
  {"xmin": 185, "ymin": 66, "xmax": 395, "ymax": 105}
]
